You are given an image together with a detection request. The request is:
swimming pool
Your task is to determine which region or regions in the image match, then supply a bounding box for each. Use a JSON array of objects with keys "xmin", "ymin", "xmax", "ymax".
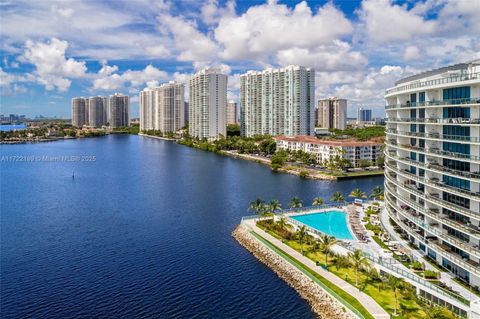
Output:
[{"xmin": 291, "ymin": 211, "xmax": 354, "ymax": 240}]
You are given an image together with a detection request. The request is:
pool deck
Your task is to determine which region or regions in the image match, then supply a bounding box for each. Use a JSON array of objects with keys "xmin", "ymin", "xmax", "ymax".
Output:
[{"xmin": 243, "ymin": 218, "xmax": 391, "ymax": 319}]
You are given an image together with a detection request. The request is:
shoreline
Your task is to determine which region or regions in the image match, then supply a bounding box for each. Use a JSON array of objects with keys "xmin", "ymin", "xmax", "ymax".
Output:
[
  {"xmin": 138, "ymin": 133, "xmax": 177, "ymax": 141},
  {"xmin": 232, "ymin": 224, "xmax": 356, "ymax": 319}
]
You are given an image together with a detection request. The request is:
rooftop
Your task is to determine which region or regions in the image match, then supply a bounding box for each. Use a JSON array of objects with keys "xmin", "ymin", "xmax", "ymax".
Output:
[
  {"xmin": 274, "ymin": 135, "xmax": 382, "ymax": 147},
  {"xmin": 395, "ymin": 59, "xmax": 480, "ymax": 86}
]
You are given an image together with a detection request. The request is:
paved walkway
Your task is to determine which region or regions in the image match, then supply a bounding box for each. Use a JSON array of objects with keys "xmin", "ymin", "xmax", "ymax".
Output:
[
  {"xmin": 245, "ymin": 220, "xmax": 391, "ymax": 319},
  {"xmin": 379, "ymin": 207, "xmax": 476, "ymax": 301}
]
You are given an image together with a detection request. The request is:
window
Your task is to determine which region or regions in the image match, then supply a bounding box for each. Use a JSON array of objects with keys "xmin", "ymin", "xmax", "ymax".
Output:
[
  {"xmin": 443, "ymin": 125, "xmax": 469, "ymax": 137},
  {"xmin": 419, "ymin": 109, "xmax": 425, "ymax": 119},
  {"xmin": 419, "ymin": 92, "xmax": 425, "ymax": 103},
  {"xmin": 410, "ymin": 93, "xmax": 417, "ymax": 104},
  {"xmin": 443, "ymin": 107, "xmax": 470, "ymax": 118},
  {"xmin": 443, "ymin": 142, "xmax": 470, "ymax": 154},
  {"xmin": 443, "ymin": 159, "xmax": 469, "ymax": 171},
  {"xmin": 443, "ymin": 175, "xmax": 470, "ymax": 190},
  {"xmin": 443, "ymin": 86, "xmax": 470, "ymax": 100}
]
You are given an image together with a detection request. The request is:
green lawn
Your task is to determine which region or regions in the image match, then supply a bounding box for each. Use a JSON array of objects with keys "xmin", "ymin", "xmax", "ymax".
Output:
[
  {"xmin": 250, "ymin": 231, "xmax": 376, "ymax": 319},
  {"xmin": 258, "ymin": 223, "xmax": 427, "ymax": 319}
]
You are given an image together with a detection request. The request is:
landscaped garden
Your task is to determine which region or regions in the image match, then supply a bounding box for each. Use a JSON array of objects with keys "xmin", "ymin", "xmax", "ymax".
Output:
[{"xmin": 255, "ymin": 217, "xmax": 457, "ymax": 319}]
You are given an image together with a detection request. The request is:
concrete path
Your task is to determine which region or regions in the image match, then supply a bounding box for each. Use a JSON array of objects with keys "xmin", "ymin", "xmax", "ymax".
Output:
[{"xmin": 245, "ymin": 220, "xmax": 391, "ymax": 319}]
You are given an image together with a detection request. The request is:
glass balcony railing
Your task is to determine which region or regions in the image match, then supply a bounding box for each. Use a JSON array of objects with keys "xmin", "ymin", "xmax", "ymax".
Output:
[
  {"xmin": 385, "ymin": 117, "xmax": 480, "ymax": 124},
  {"xmin": 384, "ymin": 192, "xmax": 480, "ymax": 258},
  {"xmin": 385, "ymin": 72, "xmax": 480, "ymax": 95},
  {"xmin": 384, "ymin": 152, "xmax": 480, "ymax": 188},
  {"xmin": 386, "ymin": 96, "xmax": 480, "ymax": 109},
  {"xmin": 386, "ymin": 204, "xmax": 480, "ymax": 279},
  {"xmin": 385, "ymin": 162, "xmax": 480, "ymax": 205},
  {"xmin": 385, "ymin": 141, "xmax": 480, "ymax": 162},
  {"xmin": 386, "ymin": 129, "xmax": 480, "ymax": 143}
]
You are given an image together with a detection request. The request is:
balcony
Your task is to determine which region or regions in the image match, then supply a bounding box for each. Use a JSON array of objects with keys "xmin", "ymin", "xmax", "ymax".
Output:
[
  {"xmin": 385, "ymin": 72, "xmax": 480, "ymax": 95},
  {"xmin": 386, "ymin": 96, "xmax": 480, "ymax": 109},
  {"xmin": 384, "ymin": 141, "xmax": 480, "ymax": 163},
  {"xmin": 384, "ymin": 151, "xmax": 480, "ymax": 183},
  {"xmin": 385, "ymin": 161, "xmax": 480, "ymax": 205},
  {"xmin": 386, "ymin": 129, "xmax": 480, "ymax": 143},
  {"xmin": 385, "ymin": 117, "xmax": 480, "ymax": 125},
  {"xmin": 384, "ymin": 196, "xmax": 480, "ymax": 260}
]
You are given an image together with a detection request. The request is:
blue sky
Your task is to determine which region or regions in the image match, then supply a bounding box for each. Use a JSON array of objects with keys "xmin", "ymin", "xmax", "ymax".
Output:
[{"xmin": 1, "ymin": 0, "xmax": 479, "ymax": 118}]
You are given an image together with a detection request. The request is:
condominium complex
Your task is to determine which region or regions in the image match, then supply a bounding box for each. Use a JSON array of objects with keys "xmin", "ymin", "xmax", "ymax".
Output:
[
  {"xmin": 384, "ymin": 60, "xmax": 480, "ymax": 289},
  {"xmin": 88, "ymin": 96, "xmax": 108, "ymax": 127},
  {"xmin": 71, "ymin": 97, "xmax": 88, "ymax": 127},
  {"xmin": 140, "ymin": 82, "xmax": 185, "ymax": 132},
  {"xmin": 317, "ymin": 98, "xmax": 347, "ymax": 130},
  {"xmin": 240, "ymin": 65, "xmax": 315, "ymax": 137},
  {"xmin": 189, "ymin": 68, "xmax": 228, "ymax": 139},
  {"xmin": 274, "ymin": 135, "xmax": 382, "ymax": 167},
  {"xmin": 109, "ymin": 93, "xmax": 130, "ymax": 128},
  {"xmin": 357, "ymin": 108, "xmax": 372, "ymax": 122},
  {"xmin": 227, "ymin": 100, "xmax": 238, "ymax": 125}
]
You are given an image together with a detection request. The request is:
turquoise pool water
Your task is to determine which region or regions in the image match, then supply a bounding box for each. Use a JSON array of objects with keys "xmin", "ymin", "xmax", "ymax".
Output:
[{"xmin": 291, "ymin": 211, "xmax": 354, "ymax": 240}]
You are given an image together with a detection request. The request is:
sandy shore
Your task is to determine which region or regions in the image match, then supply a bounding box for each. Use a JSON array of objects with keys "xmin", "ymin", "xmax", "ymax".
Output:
[{"xmin": 232, "ymin": 224, "xmax": 356, "ymax": 319}]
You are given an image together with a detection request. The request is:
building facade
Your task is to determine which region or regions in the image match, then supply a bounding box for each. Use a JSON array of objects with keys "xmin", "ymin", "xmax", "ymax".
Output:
[
  {"xmin": 71, "ymin": 97, "xmax": 88, "ymax": 127},
  {"xmin": 317, "ymin": 98, "xmax": 347, "ymax": 130},
  {"xmin": 227, "ymin": 100, "xmax": 238, "ymax": 125},
  {"xmin": 357, "ymin": 108, "xmax": 372, "ymax": 122},
  {"xmin": 384, "ymin": 60, "xmax": 480, "ymax": 288},
  {"xmin": 109, "ymin": 93, "xmax": 130, "ymax": 128},
  {"xmin": 274, "ymin": 135, "xmax": 382, "ymax": 167},
  {"xmin": 88, "ymin": 96, "xmax": 108, "ymax": 127},
  {"xmin": 189, "ymin": 68, "xmax": 228, "ymax": 139},
  {"xmin": 140, "ymin": 82, "xmax": 185, "ymax": 133},
  {"xmin": 240, "ymin": 65, "xmax": 315, "ymax": 137}
]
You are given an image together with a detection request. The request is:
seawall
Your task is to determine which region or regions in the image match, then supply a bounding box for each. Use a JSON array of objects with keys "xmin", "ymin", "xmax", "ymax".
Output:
[{"xmin": 232, "ymin": 224, "xmax": 356, "ymax": 319}]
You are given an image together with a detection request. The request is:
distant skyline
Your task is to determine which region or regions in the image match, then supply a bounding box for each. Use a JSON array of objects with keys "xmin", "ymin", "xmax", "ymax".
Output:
[{"xmin": 1, "ymin": 0, "xmax": 479, "ymax": 118}]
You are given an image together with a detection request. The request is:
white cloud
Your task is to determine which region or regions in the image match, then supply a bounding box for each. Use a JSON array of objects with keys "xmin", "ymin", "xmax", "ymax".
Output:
[
  {"xmin": 158, "ymin": 14, "xmax": 219, "ymax": 63},
  {"xmin": 201, "ymin": 0, "xmax": 235, "ymax": 26},
  {"xmin": 215, "ymin": 1, "xmax": 353, "ymax": 61},
  {"xmin": 277, "ymin": 41, "xmax": 367, "ymax": 72},
  {"xmin": 21, "ymin": 38, "xmax": 87, "ymax": 91},
  {"xmin": 403, "ymin": 46, "xmax": 420, "ymax": 61},
  {"xmin": 93, "ymin": 64, "xmax": 168, "ymax": 91},
  {"xmin": 358, "ymin": 0, "xmax": 436, "ymax": 43}
]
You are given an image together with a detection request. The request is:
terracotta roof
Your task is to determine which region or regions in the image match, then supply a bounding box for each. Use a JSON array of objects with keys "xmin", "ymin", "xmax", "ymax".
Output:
[{"xmin": 274, "ymin": 135, "xmax": 382, "ymax": 147}]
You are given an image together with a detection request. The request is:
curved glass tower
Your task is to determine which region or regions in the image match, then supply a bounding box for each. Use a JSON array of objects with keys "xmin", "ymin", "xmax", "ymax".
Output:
[{"xmin": 384, "ymin": 60, "xmax": 480, "ymax": 289}]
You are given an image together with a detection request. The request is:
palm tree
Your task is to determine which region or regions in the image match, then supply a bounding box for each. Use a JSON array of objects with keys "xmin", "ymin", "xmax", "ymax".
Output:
[
  {"xmin": 332, "ymin": 253, "xmax": 351, "ymax": 271},
  {"xmin": 319, "ymin": 234, "xmax": 337, "ymax": 267},
  {"xmin": 370, "ymin": 186, "xmax": 384, "ymax": 200},
  {"xmin": 297, "ymin": 225, "xmax": 308, "ymax": 255},
  {"xmin": 312, "ymin": 197, "xmax": 324, "ymax": 206},
  {"xmin": 348, "ymin": 249, "xmax": 369, "ymax": 288},
  {"xmin": 249, "ymin": 197, "xmax": 265, "ymax": 215},
  {"xmin": 387, "ymin": 274, "xmax": 404, "ymax": 317},
  {"xmin": 330, "ymin": 191, "xmax": 345, "ymax": 204},
  {"xmin": 269, "ymin": 199, "xmax": 282, "ymax": 212},
  {"xmin": 349, "ymin": 188, "xmax": 367, "ymax": 199},
  {"xmin": 289, "ymin": 196, "xmax": 303, "ymax": 208},
  {"xmin": 277, "ymin": 217, "xmax": 288, "ymax": 230}
]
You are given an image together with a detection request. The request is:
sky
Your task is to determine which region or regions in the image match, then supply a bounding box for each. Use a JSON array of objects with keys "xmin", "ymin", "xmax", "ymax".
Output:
[{"xmin": 0, "ymin": 0, "xmax": 479, "ymax": 119}]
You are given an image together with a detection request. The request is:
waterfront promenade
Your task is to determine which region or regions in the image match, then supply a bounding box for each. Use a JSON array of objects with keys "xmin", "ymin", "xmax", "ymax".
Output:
[{"xmin": 243, "ymin": 218, "xmax": 390, "ymax": 319}]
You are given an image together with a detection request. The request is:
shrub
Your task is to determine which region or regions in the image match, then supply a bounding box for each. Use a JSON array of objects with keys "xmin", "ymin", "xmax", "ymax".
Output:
[
  {"xmin": 424, "ymin": 270, "xmax": 439, "ymax": 279},
  {"xmin": 299, "ymin": 170, "xmax": 308, "ymax": 179},
  {"xmin": 411, "ymin": 261, "xmax": 424, "ymax": 271}
]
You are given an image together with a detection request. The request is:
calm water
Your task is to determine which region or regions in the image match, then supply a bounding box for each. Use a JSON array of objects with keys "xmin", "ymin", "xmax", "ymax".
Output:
[
  {"xmin": 0, "ymin": 135, "xmax": 384, "ymax": 318},
  {"xmin": 291, "ymin": 211, "xmax": 354, "ymax": 240},
  {"xmin": 0, "ymin": 124, "xmax": 27, "ymax": 131}
]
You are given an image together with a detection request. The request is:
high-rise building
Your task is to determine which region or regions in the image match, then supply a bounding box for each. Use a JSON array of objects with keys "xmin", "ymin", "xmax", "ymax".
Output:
[
  {"xmin": 140, "ymin": 82, "xmax": 185, "ymax": 133},
  {"xmin": 384, "ymin": 60, "xmax": 480, "ymax": 289},
  {"xmin": 316, "ymin": 98, "xmax": 347, "ymax": 130},
  {"xmin": 357, "ymin": 108, "xmax": 372, "ymax": 122},
  {"xmin": 88, "ymin": 96, "xmax": 107, "ymax": 127},
  {"xmin": 240, "ymin": 65, "xmax": 315, "ymax": 137},
  {"xmin": 184, "ymin": 102, "xmax": 189, "ymax": 126},
  {"xmin": 189, "ymin": 68, "xmax": 228, "ymax": 139},
  {"xmin": 227, "ymin": 100, "xmax": 238, "ymax": 125},
  {"xmin": 109, "ymin": 93, "xmax": 129, "ymax": 128},
  {"xmin": 71, "ymin": 97, "xmax": 88, "ymax": 127}
]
